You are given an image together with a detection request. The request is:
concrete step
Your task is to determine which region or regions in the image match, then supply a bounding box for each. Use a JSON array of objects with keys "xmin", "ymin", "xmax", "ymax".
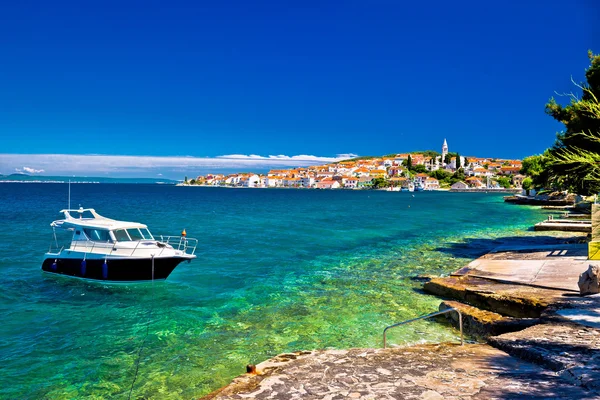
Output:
[
  {"xmin": 439, "ymin": 300, "xmax": 539, "ymax": 339},
  {"xmin": 423, "ymin": 275, "xmax": 567, "ymax": 318}
]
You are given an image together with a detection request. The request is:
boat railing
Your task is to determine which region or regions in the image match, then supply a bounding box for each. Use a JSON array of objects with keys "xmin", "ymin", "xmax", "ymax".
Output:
[
  {"xmin": 49, "ymin": 236, "xmax": 198, "ymax": 257},
  {"xmin": 158, "ymin": 235, "xmax": 198, "ymax": 256},
  {"xmin": 71, "ymin": 240, "xmax": 111, "ymax": 254},
  {"xmin": 383, "ymin": 308, "xmax": 463, "ymax": 349},
  {"xmin": 48, "ymin": 244, "xmax": 64, "ymax": 254}
]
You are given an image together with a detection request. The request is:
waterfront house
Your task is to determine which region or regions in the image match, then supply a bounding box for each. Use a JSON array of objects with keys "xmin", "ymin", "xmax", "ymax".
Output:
[
  {"xmin": 411, "ymin": 155, "xmax": 426, "ymax": 165},
  {"xmin": 317, "ymin": 171, "xmax": 335, "ymax": 179},
  {"xmin": 369, "ymin": 169, "xmax": 387, "ymax": 178},
  {"xmin": 259, "ymin": 175, "xmax": 267, "ymax": 187},
  {"xmin": 414, "ymin": 173, "xmax": 429, "ymax": 186},
  {"xmin": 451, "ymin": 181, "xmax": 469, "ymax": 190},
  {"xmin": 210, "ymin": 175, "xmax": 225, "ymax": 185},
  {"xmin": 449, "ymin": 156, "xmax": 466, "ymax": 169},
  {"xmin": 225, "ymin": 175, "xmax": 240, "ymax": 186},
  {"xmin": 337, "ymin": 161, "xmax": 357, "ymax": 169},
  {"xmin": 424, "ymin": 177, "xmax": 440, "ymax": 190},
  {"xmin": 268, "ymin": 169, "xmax": 290, "ymax": 177},
  {"xmin": 499, "ymin": 166, "xmax": 521, "ymax": 176},
  {"xmin": 283, "ymin": 177, "xmax": 301, "ymax": 187},
  {"xmin": 512, "ymin": 174, "xmax": 525, "ymax": 188},
  {"xmin": 470, "ymin": 167, "xmax": 493, "ymax": 177},
  {"xmin": 317, "ymin": 179, "xmax": 340, "ymax": 189},
  {"xmin": 353, "ymin": 167, "xmax": 370, "ymax": 177},
  {"xmin": 335, "ymin": 166, "xmax": 353, "ymax": 175},
  {"xmin": 242, "ymin": 174, "xmax": 260, "ymax": 187},
  {"xmin": 466, "ymin": 177, "xmax": 486, "ymax": 188},
  {"xmin": 388, "ymin": 166, "xmax": 404, "ymax": 176},
  {"xmin": 267, "ymin": 176, "xmax": 283, "ymax": 187},
  {"xmin": 426, "ymin": 158, "xmax": 441, "ymax": 172},
  {"xmin": 300, "ymin": 176, "xmax": 315, "ymax": 188},
  {"xmin": 357, "ymin": 176, "xmax": 373, "ymax": 188},
  {"xmin": 344, "ymin": 177, "xmax": 358, "ymax": 189},
  {"xmin": 394, "ymin": 154, "xmax": 409, "ymax": 165},
  {"xmin": 389, "ymin": 177, "xmax": 406, "ymax": 187}
]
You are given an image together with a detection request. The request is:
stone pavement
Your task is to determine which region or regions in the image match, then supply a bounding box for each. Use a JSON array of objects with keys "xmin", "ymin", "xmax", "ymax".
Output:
[
  {"xmin": 452, "ymin": 244, "xmax": 589, "ymax": 292},
  {"xmin": 555, "ymin": 294, "xmax": 600, "ymax": 329},
  {"xmin": 489, "ymin": 321, "xmax": 600, "ymax": 392},
  {"xmin": 201, "ymin": 344, "xmax": 593, "ymax": 399}
]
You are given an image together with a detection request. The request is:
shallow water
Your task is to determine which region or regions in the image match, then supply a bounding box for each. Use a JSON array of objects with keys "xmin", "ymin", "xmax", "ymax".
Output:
[{"xmin": 0, "ymin": 184, "xmax": 550, "ymax": 398}]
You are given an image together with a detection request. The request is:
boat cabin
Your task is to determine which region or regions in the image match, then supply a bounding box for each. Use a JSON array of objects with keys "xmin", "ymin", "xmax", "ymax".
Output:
[{"xmin": 52, "ymin": 208, "xmax": 156, "ymax": 244}]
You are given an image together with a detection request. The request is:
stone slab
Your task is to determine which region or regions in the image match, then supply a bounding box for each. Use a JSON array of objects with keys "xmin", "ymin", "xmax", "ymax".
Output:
[
  {"xmin": 489, "ymin": 322, "xmax": 600, "ymax": 392},
  {"xmin": 202, "ymin": 345, "xmax": 593, "ymax": 399},
  {"xmin": 439, "ymin": 300, "xmax": 539, "ymax": 338},
  {"xmin": 424, "ymin": 276, "xmax": 567, "ymax": 318},
  {"xmin": 534, "ymin": 222, "xmax": 592, "ymax": 233},
  {"xmin": 556, "ymin": 294, "xmax": 600, "ymax": 329},
  {"xmin": 453, "ymin": 246, "xmax": 590, "ymax": 292}
]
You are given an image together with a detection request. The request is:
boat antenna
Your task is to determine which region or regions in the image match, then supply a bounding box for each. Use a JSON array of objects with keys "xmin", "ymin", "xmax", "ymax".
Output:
[{"xmin": 68, "ymin": 180, "xmax": 71, "ymax": 210}]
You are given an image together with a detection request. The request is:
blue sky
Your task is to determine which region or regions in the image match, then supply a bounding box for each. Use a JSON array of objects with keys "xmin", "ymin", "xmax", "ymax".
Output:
[{"xmin": 1, "ymin": 0, "xmax": 598, "ymax": 178}]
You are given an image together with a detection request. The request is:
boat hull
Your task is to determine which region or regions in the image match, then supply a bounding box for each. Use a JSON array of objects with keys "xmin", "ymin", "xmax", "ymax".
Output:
[{"xmin": 41, "ymin": 256, "xmax": 189, "ymax": 282}]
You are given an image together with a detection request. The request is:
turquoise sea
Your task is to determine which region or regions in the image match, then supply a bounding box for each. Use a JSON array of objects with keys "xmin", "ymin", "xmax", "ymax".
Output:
[{"xmin": 0, "ymin": 184, "xmax": 551, "ymax": 399}]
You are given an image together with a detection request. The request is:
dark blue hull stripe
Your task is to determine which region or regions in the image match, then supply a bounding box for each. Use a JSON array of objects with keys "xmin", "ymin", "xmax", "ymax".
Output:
[{"xmin": 41, "ymin": 257, "xmax": 186, "ymax": 281}]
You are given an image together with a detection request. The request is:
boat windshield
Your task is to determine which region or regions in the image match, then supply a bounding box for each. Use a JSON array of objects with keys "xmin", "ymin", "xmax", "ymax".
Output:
[
  {"xmin": 113, "ymin": 228, "xmax": 154, "ymax": 241},
  {"xmin": 83, "ymin": 228, "xmax": 112, "ymax": 242}
]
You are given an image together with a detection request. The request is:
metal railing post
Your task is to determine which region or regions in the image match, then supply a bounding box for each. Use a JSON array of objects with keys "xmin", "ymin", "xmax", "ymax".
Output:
[
  {"xmin": 458, "ymin": 310, "xmax": 463, "ymax": 345},
  {"xmin": 383, "ymin": 308, "xmax": 463, "ymax": 348}
]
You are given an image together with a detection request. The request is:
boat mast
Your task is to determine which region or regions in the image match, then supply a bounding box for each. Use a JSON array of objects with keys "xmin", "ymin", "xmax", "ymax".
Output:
[{"xmin": 68, "ymin": 180, "xmax": 71, "ymax": 210}]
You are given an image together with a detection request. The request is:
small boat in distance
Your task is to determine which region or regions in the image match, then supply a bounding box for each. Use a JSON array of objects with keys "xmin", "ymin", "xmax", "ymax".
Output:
[{"xmin": 42, "ymin": 208, "xmax": 197, "ymax": 282}]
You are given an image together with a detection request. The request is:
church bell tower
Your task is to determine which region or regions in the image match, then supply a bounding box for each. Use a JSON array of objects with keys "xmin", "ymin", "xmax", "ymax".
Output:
[{"xmin": 442, "ymin": 138, "xmax": 448, "ymax": 164}]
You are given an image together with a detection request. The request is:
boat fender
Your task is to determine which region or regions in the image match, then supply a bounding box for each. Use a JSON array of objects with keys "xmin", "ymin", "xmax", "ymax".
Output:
[
  {"xmin": 102, "ymin": 261, "xmax": 108, "ymax": 279},
  {"xmin": 51, "ymin": 260, "xmax": 57, "ymax": 271},
  {"xmin": 80, "ymin": 260, "xmax": 87, "ymax": 277}
]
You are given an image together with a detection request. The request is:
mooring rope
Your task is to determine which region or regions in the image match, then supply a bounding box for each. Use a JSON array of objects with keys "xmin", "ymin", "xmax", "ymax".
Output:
[{"xmin": 127, "ymin": 255, "xmax": 156, "ymax": 400}]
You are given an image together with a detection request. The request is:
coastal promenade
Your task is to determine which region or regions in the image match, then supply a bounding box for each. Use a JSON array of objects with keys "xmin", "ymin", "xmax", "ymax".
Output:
[{"xmin": 202, "ymin": 236, "xmax": 600, "ymax": 399}]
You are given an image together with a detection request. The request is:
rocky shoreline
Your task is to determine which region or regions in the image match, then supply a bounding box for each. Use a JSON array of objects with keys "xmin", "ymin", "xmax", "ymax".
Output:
[
  {"xmin": 201, "ymin": 232, "xmax": 600, "ymax": 399},
  {"xmin": 504, "ymin": 192, "xmax": 586, "ymax": 208}
]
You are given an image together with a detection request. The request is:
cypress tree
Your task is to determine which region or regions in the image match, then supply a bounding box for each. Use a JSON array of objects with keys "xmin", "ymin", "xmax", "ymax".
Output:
[{"xmin": 444, "ymin": 153, "xmax": 451, "ymax": 165}]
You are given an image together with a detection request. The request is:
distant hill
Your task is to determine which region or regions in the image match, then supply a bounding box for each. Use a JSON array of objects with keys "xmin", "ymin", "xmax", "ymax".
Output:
[
  {"xmin": 338, "ymin": 150, "xmax": 442, "ymax": 163},
  {"xmin": 0, "ymin": 173, "xmax": 178, "ymax": 184}
]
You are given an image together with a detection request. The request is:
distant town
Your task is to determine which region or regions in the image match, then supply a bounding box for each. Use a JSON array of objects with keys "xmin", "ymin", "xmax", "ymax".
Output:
[{"xmin": 182, "ymin": 139, "xmax": 526, "ymax": 192}]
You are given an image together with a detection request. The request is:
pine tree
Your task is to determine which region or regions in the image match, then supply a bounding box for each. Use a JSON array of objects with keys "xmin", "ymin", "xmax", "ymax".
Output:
[{"xmin": 545, "ymin": 51, "xmax": 600, "ymax": 194}]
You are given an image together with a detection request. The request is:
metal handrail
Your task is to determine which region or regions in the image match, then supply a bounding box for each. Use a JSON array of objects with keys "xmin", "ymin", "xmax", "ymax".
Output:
[
  {"xmin": 158, "ymin": 235, "xmax": 198, "ymax": 255},
  {"xmin": 383, "ymin": 308, "xmax": 463, "ymax": 348}
]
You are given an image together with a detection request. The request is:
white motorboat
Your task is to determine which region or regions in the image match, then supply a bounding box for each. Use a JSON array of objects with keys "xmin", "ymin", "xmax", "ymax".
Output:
[{"xmin": 42, "ymin": 208, "xmax": 197, "ymax": 282}]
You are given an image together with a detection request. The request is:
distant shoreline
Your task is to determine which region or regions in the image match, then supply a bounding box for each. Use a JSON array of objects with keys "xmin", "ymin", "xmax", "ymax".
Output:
[
  {"xmin": 0, "ymin": 180, "xmax": 177, "ymax": 184},
  {"xmin": 176, "ymin": 184, "xmax": 519, "ymax": 193}
]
